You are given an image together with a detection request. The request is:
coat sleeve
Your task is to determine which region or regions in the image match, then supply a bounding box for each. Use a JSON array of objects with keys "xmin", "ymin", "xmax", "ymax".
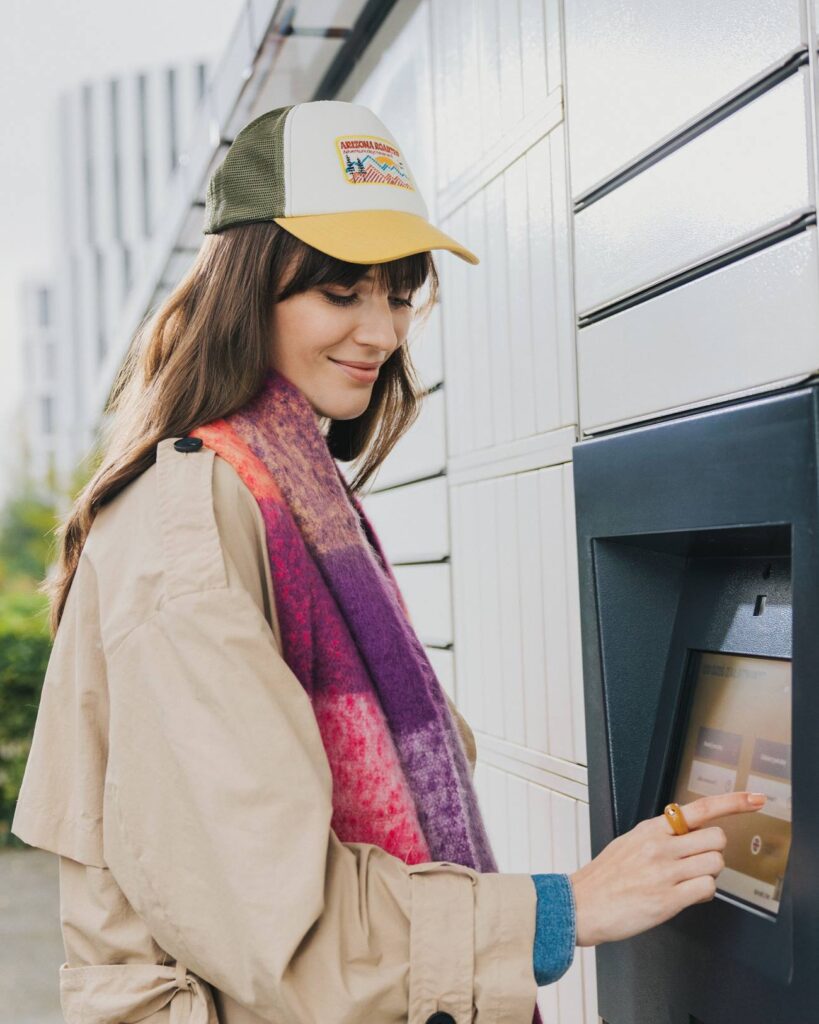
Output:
[{"xmin": 101, "ymin": 581, "xmax": 539, "ymax": 1024}]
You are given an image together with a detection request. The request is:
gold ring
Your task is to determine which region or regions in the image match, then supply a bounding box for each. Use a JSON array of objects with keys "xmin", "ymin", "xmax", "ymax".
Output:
[{"xmin": 664, "ymin": 802, "xmax": 690, "ymax": 835}]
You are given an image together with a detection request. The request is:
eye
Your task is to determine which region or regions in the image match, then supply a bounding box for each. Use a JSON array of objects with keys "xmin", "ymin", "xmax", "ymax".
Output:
[
  {"xmin": 322, "ymin": 291, "xmax": 358, "ymax": 307},
  {"xmin": 321, "ymin": 289, "xmax": 413, "ymax": 309}
]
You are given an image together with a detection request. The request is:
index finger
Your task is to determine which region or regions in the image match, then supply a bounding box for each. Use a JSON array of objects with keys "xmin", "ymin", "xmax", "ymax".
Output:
[{"xmin": 667, "ymin": 791, "xmax": 767, "ymax": 832}]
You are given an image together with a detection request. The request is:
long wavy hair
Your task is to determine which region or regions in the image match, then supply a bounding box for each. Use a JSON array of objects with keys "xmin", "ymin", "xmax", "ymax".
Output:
[{"xmin": 43, "ymin": 221, "xmax": 439, "ymax": 637}]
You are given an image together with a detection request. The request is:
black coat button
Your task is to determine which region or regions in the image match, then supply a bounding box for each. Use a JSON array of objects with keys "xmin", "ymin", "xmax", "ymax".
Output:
[
  {"xmin": 174, "ymin": 437, "xmax": 203, "ymax": 453},
  {"xmin": 425, "ymin": 1014, "xmax": 456, "ymax": 1024}
]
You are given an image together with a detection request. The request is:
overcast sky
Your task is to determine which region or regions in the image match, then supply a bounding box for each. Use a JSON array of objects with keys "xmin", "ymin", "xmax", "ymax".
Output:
[{"xmin": 0, "ymin": 0, "xmax": 244, "ymax": 506}]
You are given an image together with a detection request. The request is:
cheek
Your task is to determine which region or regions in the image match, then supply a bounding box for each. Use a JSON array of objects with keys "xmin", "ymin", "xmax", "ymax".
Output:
[{"xmin": 272, "ymin": 298, "xmax": 345, "ymax": 360}]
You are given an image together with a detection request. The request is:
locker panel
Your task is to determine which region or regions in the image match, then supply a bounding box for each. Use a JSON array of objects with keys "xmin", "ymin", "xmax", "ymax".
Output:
[
  {"xmin": 440, "ymin": 203, "xmax": 470, "ymax": 457},
  {"xmin": 452, "ymin": 469, "xmax": 581, "ymax": 760},
  {"xmin": 426, "ymin": 646, "xmax": 454, "ymax": 701},
  {"xmin": 576, "ymin": 803, "xmax": 599, "ymax": 1023},
  {"xmin": 392, "ymin": 562, "xmax": 452, "ymax": 647},
  {"xmin": 485, "ymin": 764, "xmax": 512, "ymax": 869},
  {"xmin": 520, "ymin": 0, "xmax": 550, "ymax": 116},
  {"xmin": 479, "ymin": 479, "xmax": 505, "ymax": 735},
  {"xmin": 467, "ymin": 189, "xmax": 494, "ymax": 453},
  {"xmin": 498, "ymin": 0, "xmax": 525, "ymax": 133},
  {"xmin": 506, "ymin": 156, "xmax": 537, "ymax": 438},
  {"xmin": 528, "ymin": 783, "xmax": 556, "ymax": 875},
  {"xmin": 506, "ymin": 773, "xmax": 532, "ymax": 873},
  {"xmin": 476, "ymin": 0, "xmax": 503, "ymax": 153},
  {"xmin": 441, "ymin": 132, "xmax": 577, "ymax": 457},
  {"xmin": 497, "ymin": 476, "xmax": 527, "ymax": 745},
  {"xmin": 527, "ymin": 133, "xmax": 574, "ymax": 435},
  {"xmin": 372, "ymin": 388, "xmax": 446, "ymax": 489},
  {"xmin": 564, "ymin": 0, "xmax": 805, "ymax": 197},
  {"xmin": 563, "ymin": 464, "xmax": 587, "ymax": 767},
  {"xmin": 409, "ymin": 298, "xmax": 444, "ymax": 391},
  {"xmin": 577, "ymin": 227, "xmax": 819, "ymax": 433},
  {"xmin": 485, "ymin": 172, "xmax": 516, "ymax": 446},
  {"xmin": 430, "ymin": 0, "xmax": 463, "ymax": 190},
  {"xmin": 549, "ymin": 128, "xmax": 579, "ymax": 430},
  {"xmin": 574, "ymin": 70, "xmax": 812, "ymax": 314},
  {"xmin": 539, "ymin": 467, "xmax": 577, "ymax": 763},
  {"xmin": 518, "ymin": 471, "xmax": 550, "ymax": 754},
  {"xmin": 457, "ymin": 0, "xmax": 483, "ymax": 185},
  {"xmin": 431, "ymin": 0, "xmax": 562, "ymax": 195},
  {"xmin": 361, "ymin": 476, "xmax": 448, "ymax": 563},
  {"xmin": 450, "ymin": 485, "xmax": 482, "ymax": 727},
  {"xmin": 551, "ymin": 792, "xmax": 585, "ymax": 1021}
]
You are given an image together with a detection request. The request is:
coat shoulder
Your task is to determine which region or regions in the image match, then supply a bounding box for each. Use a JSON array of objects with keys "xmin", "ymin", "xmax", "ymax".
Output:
[{"xmin": 84, "ymin": 437, "xmax": 278, "ymax": 653}]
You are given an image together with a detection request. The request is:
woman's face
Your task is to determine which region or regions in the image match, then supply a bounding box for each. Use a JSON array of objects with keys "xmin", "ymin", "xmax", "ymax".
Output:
[{"xmin": 269, "ymin": 264, "xmax": 415, "ymax": 421}]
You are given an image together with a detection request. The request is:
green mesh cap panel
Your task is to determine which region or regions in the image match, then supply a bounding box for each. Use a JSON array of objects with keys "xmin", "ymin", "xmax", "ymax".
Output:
[{"xmin": 203, "ymin": 105, "xmax": 294, "ymax": 234}]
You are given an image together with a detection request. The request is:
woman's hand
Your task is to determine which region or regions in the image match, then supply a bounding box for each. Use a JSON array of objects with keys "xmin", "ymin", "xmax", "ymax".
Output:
[{"xmin": 569, "ymin": 791, "xmax": 767, "ymax": 947}]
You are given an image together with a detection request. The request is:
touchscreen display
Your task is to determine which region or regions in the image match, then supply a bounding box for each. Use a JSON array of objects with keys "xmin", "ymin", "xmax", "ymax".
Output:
[{"xmin": 669, "ymin": 650, "xmax": 792, "ymax": 914}]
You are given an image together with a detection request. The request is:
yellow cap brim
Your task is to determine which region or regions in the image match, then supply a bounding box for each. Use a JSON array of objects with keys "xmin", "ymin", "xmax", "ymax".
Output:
[{"xmin": 272, "ymin": 209, "xmax": 479, "ymax": 265}]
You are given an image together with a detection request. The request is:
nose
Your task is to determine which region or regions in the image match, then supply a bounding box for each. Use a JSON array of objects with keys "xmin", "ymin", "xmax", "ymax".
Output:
[{"xmin": 350, "ymin": 293, "xmax": 401, "ymax": 357}]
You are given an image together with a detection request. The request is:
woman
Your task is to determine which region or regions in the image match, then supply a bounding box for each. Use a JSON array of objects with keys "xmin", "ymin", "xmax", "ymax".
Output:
[{"xmin": 12, "ymin": 101, "xmax": 765, "ymax": 1024}]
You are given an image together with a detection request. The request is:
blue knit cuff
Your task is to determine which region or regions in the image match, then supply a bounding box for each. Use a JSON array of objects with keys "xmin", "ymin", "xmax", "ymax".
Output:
[{"xmin": 530, "ymin": 873, "xmax": 577, "ymax": 986}]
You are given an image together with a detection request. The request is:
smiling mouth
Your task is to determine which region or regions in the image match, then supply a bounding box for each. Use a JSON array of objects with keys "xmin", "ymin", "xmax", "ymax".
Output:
[{"xmin": 329, "ymin": 358, "xmax": 380, "ymax": 382}]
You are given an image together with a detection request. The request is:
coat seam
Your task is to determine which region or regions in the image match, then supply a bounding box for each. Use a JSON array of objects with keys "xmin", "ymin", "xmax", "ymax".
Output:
[{"xmin": 103, "ymin": 583, "xmax": 239, "ymax": 662}]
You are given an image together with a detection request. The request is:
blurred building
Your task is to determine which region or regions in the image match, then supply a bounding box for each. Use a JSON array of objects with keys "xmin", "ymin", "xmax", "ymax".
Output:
[
  {"xmin": 19, "ymin": 281, "xmax": 59, "ymax": 502},
  {"xmin": 21, "ymin": 59, "xmax": 211, "ymax": 500}
]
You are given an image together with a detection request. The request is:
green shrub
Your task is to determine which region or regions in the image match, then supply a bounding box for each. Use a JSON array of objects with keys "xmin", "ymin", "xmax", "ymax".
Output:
[{"xmin": 0, "ymin": 589, "xmax": 52, "ymax": 846}]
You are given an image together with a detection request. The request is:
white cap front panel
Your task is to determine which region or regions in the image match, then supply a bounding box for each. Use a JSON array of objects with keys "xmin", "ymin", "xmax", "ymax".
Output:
[{"xmin": 283, "ymin": 100, "xmax": 430, "ymax": 219}]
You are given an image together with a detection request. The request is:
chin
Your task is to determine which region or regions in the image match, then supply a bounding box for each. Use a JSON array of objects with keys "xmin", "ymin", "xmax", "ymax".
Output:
[
  {"xmin": 311, "ymin": 394, "xmax": 371, "ymax": 421},
  {"xmin": 330, "ymin": 402, "xmax": 370, "ymax": 421}
]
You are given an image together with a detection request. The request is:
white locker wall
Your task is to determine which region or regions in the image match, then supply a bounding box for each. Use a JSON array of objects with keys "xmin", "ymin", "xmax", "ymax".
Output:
[
  {"xmin": 340, "ymin": 2, "xmax": 598, "ymax": 1020},
  {"xmin": 564, "ymin": 0, "xmax": 819, "ymax": 435},
  {"xmin": 337, "ymin": 1, "xmax": 819, "ymax": 1020}
]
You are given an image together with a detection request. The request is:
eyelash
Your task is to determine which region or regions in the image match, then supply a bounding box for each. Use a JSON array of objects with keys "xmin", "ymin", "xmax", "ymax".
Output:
[{"xmin": 322, "ymin": 291, "xmax": 413, "ymax": 309}]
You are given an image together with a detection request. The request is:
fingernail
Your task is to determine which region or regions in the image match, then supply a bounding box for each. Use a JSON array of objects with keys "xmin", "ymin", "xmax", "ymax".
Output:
[{"xmin": 748, "ymin": 792, "xmax": 766, "ymax": 806}]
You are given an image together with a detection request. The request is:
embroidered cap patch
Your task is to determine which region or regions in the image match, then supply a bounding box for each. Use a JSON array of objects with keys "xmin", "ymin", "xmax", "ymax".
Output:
[{"xmin": 335, "ymin": 135, "xmax": 414, "ymax": 190}]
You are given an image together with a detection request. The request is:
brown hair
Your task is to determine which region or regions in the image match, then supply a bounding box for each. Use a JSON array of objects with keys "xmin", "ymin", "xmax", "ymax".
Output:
[{"xmin": 42, "ymin": 221, "xmax": 439, "ymax": 638}]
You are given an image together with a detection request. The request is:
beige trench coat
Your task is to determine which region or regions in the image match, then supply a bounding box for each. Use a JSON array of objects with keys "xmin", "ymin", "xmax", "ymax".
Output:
[{"xmin": 12, "ymin": 437, "xmax": 539, "ymax": 1024}]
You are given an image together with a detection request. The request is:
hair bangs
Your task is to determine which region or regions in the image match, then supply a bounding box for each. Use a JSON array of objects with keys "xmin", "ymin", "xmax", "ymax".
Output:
[{"xmin": 274, "ymin": 232, "xmax": 433, "ymax": 301}]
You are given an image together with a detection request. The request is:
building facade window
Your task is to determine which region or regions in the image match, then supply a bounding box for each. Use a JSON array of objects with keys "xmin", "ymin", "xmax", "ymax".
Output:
[
  {"xmin": 167, "ymin": 67, "xmax": 178, "ymax": 173},
  {"xmin": 95, "ymin": 248, "xmax": 106, "ymax": 364},
  {"xmin": 196, "ymin": 62, "xmax": 207, "ymax": 102},
  {"xmin": 110, "ymin": 78, "xmax": 123, "ymax": 240},
  {"xmin": 82, "ymin": 83, "xmax": 96, "ymax": 243},
  {"xmin": 37, "ymin": 286, "xmax": 51, "ymax": 326},
  {"xmin": 43, "ymin": 340, "xmax": 57, "ymax": 382},
  {"xmin": 122, "ymin": 244, "xmax": 133, "ymax": 301},
  {"xmin": 137, "ymin": 73, "xmax": 151, "ymax": 237},
  {"xmin": 41, "ymin": 395, "xmax": 54, "ymax": 436}
]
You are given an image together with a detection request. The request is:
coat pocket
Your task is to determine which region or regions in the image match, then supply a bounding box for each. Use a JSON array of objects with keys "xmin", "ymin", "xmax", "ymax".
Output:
[{"xmin": 59, "ymin": 960, "xmax": 220, "ymax": 1024}]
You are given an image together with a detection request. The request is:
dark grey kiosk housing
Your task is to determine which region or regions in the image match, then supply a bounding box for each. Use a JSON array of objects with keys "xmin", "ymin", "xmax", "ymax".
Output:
[{"xmin": 572, "ymin": 384, "xmax": 819, "ymax": 1024}]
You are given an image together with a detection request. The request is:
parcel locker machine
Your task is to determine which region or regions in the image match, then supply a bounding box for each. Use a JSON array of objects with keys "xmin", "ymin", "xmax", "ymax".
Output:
[{"xmin": 572, "ymin": 385, "xmax": 819, "ymax": 1024}]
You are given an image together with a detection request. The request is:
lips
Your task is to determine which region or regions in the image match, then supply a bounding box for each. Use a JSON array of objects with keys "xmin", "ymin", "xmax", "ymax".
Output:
[
  {"xmin": 330, "ymin": 359, "xmax": 381, "ymax": 369},
  {"xmin": 329, "ymin": 358, "xmax": 380, "ymax": 383}
]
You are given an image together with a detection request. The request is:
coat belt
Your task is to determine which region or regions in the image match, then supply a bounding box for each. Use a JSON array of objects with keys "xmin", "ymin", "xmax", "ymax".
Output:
[{"xmin": 59, "ymin": 959, "xmax": 221, "ymax": 1023}]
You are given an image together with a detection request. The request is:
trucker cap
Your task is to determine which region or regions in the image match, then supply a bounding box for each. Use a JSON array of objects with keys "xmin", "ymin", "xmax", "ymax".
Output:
[{"xmin": 203, "ymin": 100, "xmax": 479, "ymax": 265}]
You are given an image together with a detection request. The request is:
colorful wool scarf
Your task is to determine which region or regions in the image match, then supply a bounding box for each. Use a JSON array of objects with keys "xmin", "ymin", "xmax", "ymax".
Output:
[
  {"xmin": 191, "ymin": 365, "xmax": 496, "ymax": 868},
  {"xmin": 191, "ymin": 368, "xmax": 542, "ymax": 1021}
]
